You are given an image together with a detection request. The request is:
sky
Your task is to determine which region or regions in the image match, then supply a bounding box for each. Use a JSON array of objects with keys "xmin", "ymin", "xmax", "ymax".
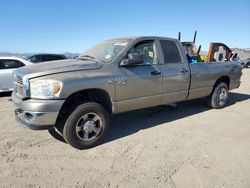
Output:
[{"xmin": 0, "ymin": 0, "xmax": 249, "ymax": 53}]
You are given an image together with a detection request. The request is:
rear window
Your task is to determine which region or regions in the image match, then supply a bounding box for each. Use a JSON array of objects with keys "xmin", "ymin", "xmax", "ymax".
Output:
[
  {"xmin": 160, "ymin": 40, "xmax": 182, "ymax": 63},
  {"xmin": 0, "ymin": 60, "xmax": 22, "ymax": 69}
]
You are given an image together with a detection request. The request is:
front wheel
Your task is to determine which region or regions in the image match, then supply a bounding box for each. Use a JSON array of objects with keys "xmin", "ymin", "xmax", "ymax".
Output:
[
  {"xmin": 207, "ymin": 82, "xmax": 229, "ymax": 109},
  {"xmin": 63, "ymin": 102, "xmax": 109, "ymax": 149}
]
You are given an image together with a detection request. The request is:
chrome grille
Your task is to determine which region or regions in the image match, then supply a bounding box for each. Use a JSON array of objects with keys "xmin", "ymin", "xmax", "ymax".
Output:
[
  {"xmin": 15, "ymin": 76, "xmax": 24, "ymax": 97},
  {"xmin": 13, "ymin": 70, "xmax": 30, "ymax": 98},
  {"xmin": 16, "ymin": 76, "xmax": 23, "ymax": 85}
]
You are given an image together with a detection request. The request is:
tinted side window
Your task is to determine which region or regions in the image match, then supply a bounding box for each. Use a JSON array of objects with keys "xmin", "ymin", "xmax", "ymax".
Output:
[
  {"xmin": 160, "ymin": 40, "xmax": 182, "ymax": 63},
  {"xmin": 42, "ymin": 55, "xmax": 49, "ymax": 61},
  {"xmin": 50, "ymin": 55, "xmax": 61, "ymax": 61},
  {"xmin": 29, "ymin": 56, "xmax": 37, "ymax": 62},
  {"xmin": 45, "ymin": 55, "xmax": 65, "ymax": 61},
  {"xmin": 29, "ymin": 55, "xmax": 42, "ymax": 63},
  {"xmin": 57, "ymin": 55, "xmax": 66, "ymax": 60},
  {"xmin": 47, "ymin": 56, "xmax": 56, "ymax": 61},
  {"xmin": 0, "ymin": 60, "xmax": 20, "ymax": 69},
  {"xmin": 18, "ymin": 60, "xmax": 25, "ymax": 67}
]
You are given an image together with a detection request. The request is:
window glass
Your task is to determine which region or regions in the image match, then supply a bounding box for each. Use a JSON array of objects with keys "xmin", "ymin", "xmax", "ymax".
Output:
[
  {"xmin": 36, "ymin": 56, "xmax": 43, "ymax": 62},
  {"xmin": 130, "ymin": 41, "xmax": 157, "ymax": 65},
  {"xmin": 46, "ymin": 55, "xmax": 65, "ymax": 61},
  {"xmin": 60, "ymin": 55, "xmax": 66, "ymax": 59},
  {"xmin": 160, "ymin": 40, "xmax": 182, "ymax": 63},
  {"xmin": 47, "ymin": 56, "xmax": 54, "ymax": 61},
  {"xmin": 29, "ymin": 56, "xmax": 37, "ymax": 62},
  {"xmin": 28, "ymin": 55, "xmax": 42, "ymax": 63},
  {"xmin": 0, "ymin": 60, "xmax": 20, "ymax": 69},
  {"xmin": 17, "ymin": 60, "xmax": 25, "ymax": 67},
  {"xmin": 81, "ymin": 39, "xmax": 131, "ymax": 63},
  {"xmin": 42, "ymin": 56, "xmax": 50, "ymax": 61}
]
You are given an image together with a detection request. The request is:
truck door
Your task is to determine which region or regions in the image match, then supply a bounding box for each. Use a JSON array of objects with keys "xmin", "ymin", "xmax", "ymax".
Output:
[
  {"xmin": 114, "ymin": 40, "xmax": 162, "ymax": 113},
  {"xmin": 159, "ymin": 39, "xmax": 190, "ymax": 104}
]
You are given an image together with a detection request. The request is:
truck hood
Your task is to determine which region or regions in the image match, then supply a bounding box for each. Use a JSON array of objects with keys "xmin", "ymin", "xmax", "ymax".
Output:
[{"xmin": 18, "ymin": 59, "xmax": 103, "ymax": 79}]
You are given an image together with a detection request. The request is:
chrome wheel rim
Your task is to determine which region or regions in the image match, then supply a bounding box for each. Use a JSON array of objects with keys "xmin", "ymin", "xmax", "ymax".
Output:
[
  {"xmin": 75, "ymin": 112, "xmax": 102, "ymax": 141},
  {"xmin": 217, "ymin": 87, "xmax": 228, "ymax": 106}
]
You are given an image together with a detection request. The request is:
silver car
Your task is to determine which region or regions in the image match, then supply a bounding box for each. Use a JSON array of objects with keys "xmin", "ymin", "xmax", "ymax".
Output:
[{"xmin": 0, "ymin": 57, "xmax": 32, "ymax": 92}]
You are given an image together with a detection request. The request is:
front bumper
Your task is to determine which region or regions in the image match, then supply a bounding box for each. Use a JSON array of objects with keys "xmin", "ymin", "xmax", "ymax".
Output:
[{"xmin": 12, "ymin": 93, "xmax": 65, "ymax": 130}]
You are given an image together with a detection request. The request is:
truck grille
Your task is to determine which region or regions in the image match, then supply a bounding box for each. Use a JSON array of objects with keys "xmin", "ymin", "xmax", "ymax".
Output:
[
  {"xmin": 16, "ymin": 76, "xmax": 23, "ymax": 85},
  {"xmin": 14, "ymin": 76, "xmax": 24, "ymax": 97},
  {"xmin": 13, "ymin": 70, "xmax": 30, "ymax": 98}
]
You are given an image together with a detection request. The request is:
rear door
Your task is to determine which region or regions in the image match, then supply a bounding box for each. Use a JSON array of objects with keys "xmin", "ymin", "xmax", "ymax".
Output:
[
  {"xmin": 159, "ymin": 39, "xmax": 190, "ymax": 104},
  {"xmin": 0, "ymin": 59, "xmax": 24, "ymax": 90},
  {"xmin": 114, "ymin": 40, "xmax": 163, "ymax": 112}
]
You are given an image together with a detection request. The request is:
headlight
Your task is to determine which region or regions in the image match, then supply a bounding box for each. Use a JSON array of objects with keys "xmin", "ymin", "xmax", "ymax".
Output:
[
  {"xmin": 23, "ymin": 75, "xmax": 30, "ymax": 90},
  {"xmin": 30, "ymin": 80, "xmax": 62, "ymax": 99}
]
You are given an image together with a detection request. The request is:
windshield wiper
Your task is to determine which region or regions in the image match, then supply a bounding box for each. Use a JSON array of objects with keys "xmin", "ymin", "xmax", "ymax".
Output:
[
  {"xmin": 78, "ymin": 55, "xmax": 101, "ymax": 63},
  {"xmin": 79, "ymin": 55, "xmax": 96, "ymax": 59}
]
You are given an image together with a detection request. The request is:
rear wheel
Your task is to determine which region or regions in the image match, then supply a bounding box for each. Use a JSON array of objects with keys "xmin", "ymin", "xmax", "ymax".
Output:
[
  {"xmin": 62, "ymin": 102, "xmax": 109, "ymax": 149},
  {"xmin": 207, "ymin": 82, "xmax": 229, "ymax": 109}
]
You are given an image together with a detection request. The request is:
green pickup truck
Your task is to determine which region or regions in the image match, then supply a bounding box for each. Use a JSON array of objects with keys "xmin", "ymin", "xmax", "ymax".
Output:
[{"xmin": 12, "ymin": 36, "xmax": 242, "ymax": 149}]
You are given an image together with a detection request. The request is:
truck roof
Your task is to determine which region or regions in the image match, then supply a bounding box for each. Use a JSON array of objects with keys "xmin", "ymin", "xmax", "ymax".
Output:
[
  {"xmin": 109, "ymin": 36, "xmax": 178, "ymax": 41},
  {"xmin": 26, "ymin": 53, "xmax": 66, "ymax": 56}
]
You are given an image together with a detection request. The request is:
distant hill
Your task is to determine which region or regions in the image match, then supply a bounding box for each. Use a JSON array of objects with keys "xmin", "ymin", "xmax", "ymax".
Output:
[{"xmin": 0, "ymin": 52, "xmax": 81, "ymax": 59}]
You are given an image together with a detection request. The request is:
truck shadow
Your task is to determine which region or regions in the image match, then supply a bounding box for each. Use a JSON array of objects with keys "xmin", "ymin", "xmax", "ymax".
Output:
[
  {"xmin": 104, "ymin": 100, "xmax": 207, "ymax": 144},
  {"xmin": 48, "ymin": 92, "xmax": 250, "ymax": 147},
  {"xmin": 103, "ymin": 92, "xmax": 250, "ymax": 144}
]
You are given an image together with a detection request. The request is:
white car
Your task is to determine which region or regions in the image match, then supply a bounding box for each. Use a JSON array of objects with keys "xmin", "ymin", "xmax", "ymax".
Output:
[{"xmin": 0, "ymin": 57, "xmax": 32, "ymax": 93}]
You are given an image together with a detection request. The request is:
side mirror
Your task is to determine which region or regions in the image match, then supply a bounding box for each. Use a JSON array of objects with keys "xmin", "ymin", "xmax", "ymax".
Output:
[{"xmin": 121, "ymin": 53, "xmax": 143, "ymax": 66}]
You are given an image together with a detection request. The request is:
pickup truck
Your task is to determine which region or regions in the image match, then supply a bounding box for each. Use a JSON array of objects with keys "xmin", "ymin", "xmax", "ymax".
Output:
[{"xmin": 12, "ymin": 36, "xmax": 242, "ymax": 149}]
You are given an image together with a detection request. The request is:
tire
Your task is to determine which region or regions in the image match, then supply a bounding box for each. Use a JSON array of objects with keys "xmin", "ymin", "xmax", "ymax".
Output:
[
  {"xmin": 207, "ymin": 82, "xmax": 229, "ymax": 109},
  {"xmin": 62, "ymin": 102, "xmax": 109, "ymax": 149}
]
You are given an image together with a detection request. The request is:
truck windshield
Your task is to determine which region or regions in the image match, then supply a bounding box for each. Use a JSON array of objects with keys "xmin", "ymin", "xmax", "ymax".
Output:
[{"xmin": 80, "ymin": 39, "xmax": 131, "ymax": 63}]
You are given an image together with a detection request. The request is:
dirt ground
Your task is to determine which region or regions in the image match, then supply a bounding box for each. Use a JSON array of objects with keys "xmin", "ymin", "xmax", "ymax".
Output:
[{"xmin": 0, "ymin": 69, "xmax": 249, "ymax": 188}]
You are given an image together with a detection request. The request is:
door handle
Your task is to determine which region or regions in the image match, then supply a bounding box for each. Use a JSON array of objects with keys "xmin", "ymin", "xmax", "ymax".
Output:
[
  {"xmin": 180, "ymin": 68, "xmax": 188, "ymax": 73},
  {"xmin": 151, "ymin": 71, "xmax": 161, "ymax": 75}
]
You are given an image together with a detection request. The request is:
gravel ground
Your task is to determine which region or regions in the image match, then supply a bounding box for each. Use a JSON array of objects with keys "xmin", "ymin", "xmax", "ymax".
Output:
[{"xmin": 0, "ymin": 69, "xmax": 250, "ymax": 188}]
